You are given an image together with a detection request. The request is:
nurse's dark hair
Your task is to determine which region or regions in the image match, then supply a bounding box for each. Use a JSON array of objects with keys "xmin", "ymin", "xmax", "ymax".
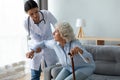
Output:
[{"xmin": 24, "ymin": 0, "xmax": 38, "ymax": 12}]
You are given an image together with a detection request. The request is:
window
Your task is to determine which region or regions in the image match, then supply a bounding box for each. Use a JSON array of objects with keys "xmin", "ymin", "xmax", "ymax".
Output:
[{"xmin": 0, "ymin": 0, "xmax": 27, "ymax": 66}]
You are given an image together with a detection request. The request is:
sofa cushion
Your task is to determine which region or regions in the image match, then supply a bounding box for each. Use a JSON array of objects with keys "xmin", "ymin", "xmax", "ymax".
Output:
[
  {"xmin": 95, "ymin": 61, "xmax": 120, "ymax": 76},
  {"xmin": 90, "ymin": 74, "xmax": 120, "ymax": 80},
  {"xmin": 84, "ymin": 45, "xmax": 120, "ymax": 76}
]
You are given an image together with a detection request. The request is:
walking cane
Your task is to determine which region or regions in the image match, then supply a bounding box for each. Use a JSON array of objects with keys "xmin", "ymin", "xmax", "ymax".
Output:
[
  {"xmin": 68, "ymin": 53, "xmax": 76, "ymax": 80},
  {"xmin": 68, "ymin": 51, "xmax": 88, "ymax": 80}
]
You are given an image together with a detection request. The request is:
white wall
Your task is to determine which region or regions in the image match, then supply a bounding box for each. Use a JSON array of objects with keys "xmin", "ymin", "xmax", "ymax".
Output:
[{"xmin": 48, "ymin": 0, "xmax": 120, "ymax": 38}]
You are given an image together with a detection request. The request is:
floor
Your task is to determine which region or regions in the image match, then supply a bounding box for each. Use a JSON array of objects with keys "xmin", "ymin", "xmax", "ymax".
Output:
[{"xmin": 17, "ymin": 73, "xmax": 44, "ymax": 80}]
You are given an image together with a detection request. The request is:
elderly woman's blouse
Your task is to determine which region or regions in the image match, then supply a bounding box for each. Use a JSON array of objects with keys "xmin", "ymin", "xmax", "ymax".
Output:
[{"xmin": 32, "ymin": 39, "xmax": 95, "ymax": 75}]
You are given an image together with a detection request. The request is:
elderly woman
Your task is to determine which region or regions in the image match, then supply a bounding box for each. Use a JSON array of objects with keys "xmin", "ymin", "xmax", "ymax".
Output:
[{"xmin": 27, "ymin": 22, "xmax": 95, "ymax": 80}]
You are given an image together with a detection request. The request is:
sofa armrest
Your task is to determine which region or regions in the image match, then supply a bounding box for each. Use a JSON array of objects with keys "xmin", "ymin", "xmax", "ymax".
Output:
[
  {"xmin": 51, "ymin": 65, "xmax": 62, "ymax": 79},
  {"xmin": 43, "ymin": 65, "xmax": 54, "ymax": 80},
  {"xmin": 43, "ymin": 64, "xmax": 62, "ymax": 80}
]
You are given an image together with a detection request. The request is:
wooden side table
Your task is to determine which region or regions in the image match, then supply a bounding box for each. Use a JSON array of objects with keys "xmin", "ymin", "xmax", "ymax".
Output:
[
  {"xmin": 77, "ymin": 36, "xmax": 120, "ymax": 45},
  {"xmin": 97, "ymin": 40, "xmax": 104, "ymax": 45}
]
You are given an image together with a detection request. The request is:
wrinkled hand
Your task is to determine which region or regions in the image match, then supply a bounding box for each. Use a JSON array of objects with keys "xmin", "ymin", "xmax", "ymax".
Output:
[
  {"xmin": 70, "ymin": 47, "xmax": 83, "ymax": 56},
  {"xmin": 36, "ymin": 47, "xmax": 41, "ymax": 53},
  {"xmin": 26, "ymin": 50, "xmax": 34, "ymax": 59}
]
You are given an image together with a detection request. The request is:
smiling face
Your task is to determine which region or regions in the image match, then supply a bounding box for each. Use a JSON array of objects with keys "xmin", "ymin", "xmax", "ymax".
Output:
[
  {"xmin": 27, "ymin": 8, "xmax": 40, "ymax": 24},
  {"xmin": 53, "ymin": 22, "xmax": 75, "ymax": 46},
  {"xmin": 53, "ymin": 28, "xmax": 63, "ymax": 42},
  {"xmin": 53, "ymin": 27, "xmax": 66, "ymax": 46}
]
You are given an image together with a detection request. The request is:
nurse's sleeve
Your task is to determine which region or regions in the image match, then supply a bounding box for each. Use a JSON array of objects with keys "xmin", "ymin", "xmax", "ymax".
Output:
[
  {"xmin": 47, "ymin": 11, "xmax": 57, "ymax": 26},
  {"xmin": 23, "ymin": 17, "xmax": 31, "ymax": 40},
  {"xmin": 23, "ymin": 17, "xmax": 29, "ymax": 32}
]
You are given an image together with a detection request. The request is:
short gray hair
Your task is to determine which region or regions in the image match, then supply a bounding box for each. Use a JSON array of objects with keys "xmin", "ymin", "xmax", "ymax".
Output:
[{"xmin": 55, "ymin": 22, "xmax": 76, "ymax": 42}]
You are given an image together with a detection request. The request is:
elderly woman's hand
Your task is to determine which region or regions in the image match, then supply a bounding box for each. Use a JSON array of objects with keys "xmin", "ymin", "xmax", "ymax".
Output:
[
  {"xmin": 36, "ymin": 47, "xmax": 42, "ymax": 53},
  {"xmin": 70, "ymin": 47, "xmax": 83, "ymax": 56}
]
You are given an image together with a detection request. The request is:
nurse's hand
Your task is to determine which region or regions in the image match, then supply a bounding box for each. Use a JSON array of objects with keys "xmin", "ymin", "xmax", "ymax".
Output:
[
  {"xmin": 26, "ymin": 50, "xmax": 34, "ymax": 59},
  {"xmin": 26, "ymin": 48, "xmax": 41, "ymax": 59}
]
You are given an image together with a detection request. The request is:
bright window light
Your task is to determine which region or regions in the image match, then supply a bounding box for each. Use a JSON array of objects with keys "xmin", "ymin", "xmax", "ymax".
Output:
[{"xmin": 0, "ymin": 0, "xmax": 27, "ymax": 66}]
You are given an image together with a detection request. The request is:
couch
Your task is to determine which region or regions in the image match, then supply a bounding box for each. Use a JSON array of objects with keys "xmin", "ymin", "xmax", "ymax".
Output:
[{"xmin": 44, "ymin": 45, "xmax": 120, "ymax": 80}]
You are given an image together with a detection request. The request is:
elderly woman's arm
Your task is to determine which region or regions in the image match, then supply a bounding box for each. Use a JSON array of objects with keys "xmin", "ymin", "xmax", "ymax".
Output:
[
  {"xmin": 32, "ymin": 39, "xmax": 55, "ymax": 52},
  {"xmin": 26, "ymin": 40, "xmax": 55, "ymax": 59},
  {"xmin": 70, "ymin": 40, "xmax": 90, "ymax": 63}
]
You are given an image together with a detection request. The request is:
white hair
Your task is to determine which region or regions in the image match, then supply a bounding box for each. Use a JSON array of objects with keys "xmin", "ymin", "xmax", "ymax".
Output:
[{"xmin": 55, "ymin": 22, "xmax": 76, "ymax": 42}]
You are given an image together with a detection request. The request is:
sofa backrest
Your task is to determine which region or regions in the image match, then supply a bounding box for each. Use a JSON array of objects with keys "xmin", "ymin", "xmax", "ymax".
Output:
[{"xmin": 84, "ymin": 45, "xmax": 120, "ymax": 76}]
